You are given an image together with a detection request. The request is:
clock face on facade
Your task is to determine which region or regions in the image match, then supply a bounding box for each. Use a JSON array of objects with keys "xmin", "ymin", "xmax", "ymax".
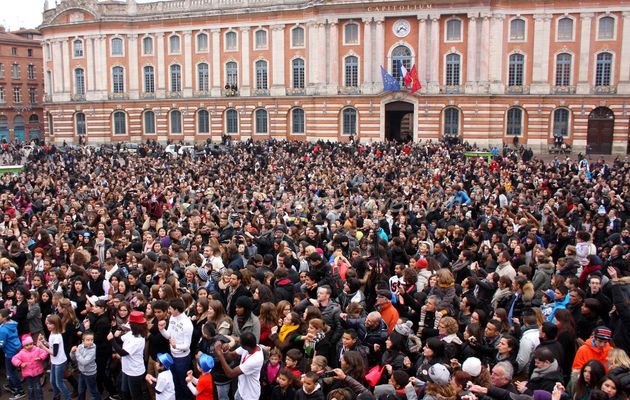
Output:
[{"xmin": 393, "ymin": 19, "xmax": 411, "ymax": 37}]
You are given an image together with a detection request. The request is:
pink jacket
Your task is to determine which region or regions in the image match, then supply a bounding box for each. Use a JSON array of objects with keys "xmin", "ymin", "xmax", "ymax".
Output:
[{"xmin": 11, "ymin": 347, "xmax": 49, "ymax": 377}]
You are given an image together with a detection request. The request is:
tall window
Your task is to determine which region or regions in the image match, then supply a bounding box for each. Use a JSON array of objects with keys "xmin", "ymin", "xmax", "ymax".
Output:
[
  {"xmin": 112, "ymin": 66, "xmax": 124, "ymax": 93},
  {"xmin": 598, "ymin": 16, "xmax": 615, "ymax": 40},
  {"xmin": 111, "ymin": 38, "xmax": 123, "ymax": 55},
  {"xmin": 225, "ymin": 31, "xmax": 237, "ymax": 51},
  {"xmin": 113, "ymin": 111, "xmax": 126, "ymax": 134},
  {"xmin": 226, "ymin": 109, "xmax": 238, "ymax": 134},
  {"xmin": 344, "ymin": 56, "xmax": 359, "ymax": 87},
  {"xmin": 292, "ymin": 108, "xmax": 305, "ymax": 134},
  {"xmin": 510, "ymin": 18, "xmax": 526, "ymax": 41},
  {"xmin": 255, "ymin": 30, "xmax": 267, "ymax": 49},
  {"xmin": 555, "ymin": 53, "xmax": 572, "ymax": 86},
  {"xmin": 595, "ymin": 52, "xmax": 612, "ymax": 86},
  {"xmin": 170, "ymin": 110, "xmax": 182, "ymax": 134},
  {"xmin": 197, "ymin": 33, "xmax": 208, "ymax": 52},
  {"xmin": 226, "ymin": 62, "xmax": 238, "ymax": 86},
  {"xmin": 0, "ymin": 64, "xmax": 4, "ymax": 78},
  {"xmin": 446, "ymin": 19, "xmax": 462, "ymax": 41},
  {"xmin": 292, "ymin": 58, "xmax": 305, "ymax": 89},
  {"xmin": 557, "ymin": 17, "xmax": 574, "ymax": 40},
  {"xmin": 29, "ymin": 87, "xmax": 36, "ymax": 104},
  {"xmin": 11, "ymin": 64, "xmax": 19, "ymax": 79},
  {"xmin": 197, "ymin": 63, "xmax": 209, "ymax": 92},
  {"xmin": 255, "ymin": 60, "xmax": 268, "ymax": 90},
  {"xmin": 508, "ymin": 54, "xmax": 524, "ymax": 86},
  {"xmin": 392, "ymin": 45, "xmax": 412, "ymax": 84},
  {"xmin": 445, "ymin": 54, "xmax": 461, "ymax": 86},
  {"xmin": 506, "ymin": 108, "xmax": 523, "ymax": 136},
  {"xmin": 27, "ymin": 65, "xmax": 35, "ymax": 80},
  {"xmin": 144, "ymin": 111, "xmax": 156, "ymax": 134},
  {"xmin": 13, "ymin": 87, "xmax": 21, "ymax": 103},
  {"xmin": 444, "ymin": 107, "xmax": 459, "ymax": 136},
  {"xmin": 255, "ymin": 109, "xmax": 268, "ymax": 134},
  {"xmin": 74, "ymin": 68, "xmax": 85, "ymax": 95},
  {"xmin": 197, "ymin": 110, "xmax": 209, "ymax": 133},
  {"xmin": 73, "ymin": 39, "xmax": 83, "ymax": 57},
  {"xmin": 143, "ymin": 36, "xmax": 153, "ymax": 55},
  {"xmin": 75, "ymin": 112, "xmax": 86, "ymax": 135},
  {"xmin": 0, "ymin": 87, "xmax": 4, "ymax": 103},
  {"xmin": 170, "ymin": 64, "xmax": 182, "ymax": 92},
  {"xmin": 553, "ymin": 108, "xmax": 570, "ymax": 137},
  {"xmin": 342, "ymin": 108, "xmax": 357, "ymax": 135},
  {"xmin": 344, "ymin": 23, "xmax": 359, "ymax": 45},
  {"xmin": 144, "ymin": 66, "xmax": 155, "ymax": 93},
  {"xmin": 292, "ymin": 27, "xmax": 305, "ymax": 47},
  {"xmin": 169, "ymin": 35, "xmax": 181, "ymax": 53}
]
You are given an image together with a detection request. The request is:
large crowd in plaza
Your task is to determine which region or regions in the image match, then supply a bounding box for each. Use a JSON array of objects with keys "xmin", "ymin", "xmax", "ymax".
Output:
[{"xmin": 0, "ymin": 139, "xmax": 627, "ymax": 400}]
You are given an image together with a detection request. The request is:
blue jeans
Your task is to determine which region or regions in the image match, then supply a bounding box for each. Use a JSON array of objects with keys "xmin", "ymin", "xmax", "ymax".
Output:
[
  {"xmin": 171, "ymin": 355, "xmax": 193, "ymax": 400},
  {"xmin": 51, "ymin": 362, "xmax": 72, "ymax": 400},
  {"xmin": 25, "ymin": 375, "xmax": 44, "ymax": 400},
  {"xmin": 78, "ymin": 373, "xmax": 101, "ymax": 400},
  {"xmin": 5, "ymin": 356, "xmax": 22, "ymax": 393},
  {"xmin": 216, "ymin": 382, "xmax": 231, "ymax": 400}
]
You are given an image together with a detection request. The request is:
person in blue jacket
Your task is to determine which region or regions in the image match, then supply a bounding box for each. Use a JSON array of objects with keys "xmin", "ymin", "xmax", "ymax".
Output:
[{"xmin": 0, "ymin": 308, "xmax": 23, "ymax": 396}]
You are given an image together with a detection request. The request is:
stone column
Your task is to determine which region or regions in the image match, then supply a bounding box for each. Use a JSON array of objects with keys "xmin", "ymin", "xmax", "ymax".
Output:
[
  {"xmin": 52, "ymin": 40, "xmax": 63, "ymax": 96},
  {"xmin": 85, "ymin": 36, "xmax": 95, "ymax": 94},
  {"xmin": 211, "ymin": 29, "xmax": 221, "ymax": 96},
  {"xmin": 327, "ymin": 19, "xmax": 339, "ymax": 95},
  {"xmin": 576, "ymin": 13, "xmax": 594, "ymax": 94},
  {"xmin": 465, "ymin": 14, "xmax": 478, "ymax": 93},
  {"xmin": 428, "ymin": 15, "xmax": 440, "ymax": 93},
  {"xmin": 417, "ymin": 16, "xmax": 428, "ymax": 85},
  {"xmin": 128, "ymin": 34, "xmax": 139, "ymax": 99},
  {"xmin": 271, "ymin": 24, "xmax": 286, "ymax": 96},
  {"xmin": 479, "ymin": 13, "xmax": 490, "ymax": 91},
  {"xmin": 156, "ymin": 32, "xmax": 165, "ymax": 96},
  {"xmin": 307, "ymin": 20, "xmax": 318, "ymax": 93},
  {"xmin": 531, "ymin": 14, "xmax": 552, "ymax": 94},
  {"xmin": 183, "ymin": 30, "xmax": 193, "ymax": 96},
  {"xmin": 317, "ymin": 20, "xmax": 327, "ymax": 92},
  {"xmin": 617, "ymin": 12, "xmax": 630, "ymax": 93},
  {"xmin": 374, "ymin": 16, "xmax": 385, "ymax": 91},
  {"xmin": 240, "ymin": 27, "xmax": 251, "ymax": 96},
  {"xmin": 61, "ymin": 39, "xmax": 71, "ymax": 95},
  {"xmin": 488, "ymin": 13, "xmax": 505, "ymax": 94},
  {"xmin": 362, "ymin": 17, "xmax": 372, "ymax": 93}
]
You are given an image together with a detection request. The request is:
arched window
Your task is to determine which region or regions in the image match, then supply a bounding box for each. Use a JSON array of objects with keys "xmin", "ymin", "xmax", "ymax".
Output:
[
  {"xmin": 13, "ymin": 116, "xmax": 25, "ymax": 141},
  {"xmin": 144, "ymin": 66, "xmax": 155, "ymax": 93},
  {"xmin": 73, "ymin": 39, "xmax": 83, "ymax": 57},
  {"xmin": 197, "ymin": 63, "xmax": 209, "ymax": 92},
  {"xmin": 111, "ymin": 38, "xmax": 123, "ymax": 55},
  {"xmin": 506, "ymin": 108, "xmax": 523, "ymax": 136},
  {"xmin": 510, "ymin": 18, "xmax": 526, "ymax": 41},
  {"xmin": 553, "ymin": 109, "xmax": 570, "ymax": 137},
  {"xmin": 225, "ymin": 31, "xmax": 237, "ymax": 51},
  {"xmin": 255, "ymin": 109, "xmax": 268, "ymax": 134},
  {"xmin": 197, "ymin": 110, "xmax": 209, "ymax": 133},
  {"xmin": 75, "ymin": 112, "xmax": 86, "ymax": 135},
  {"xmin": 342, "ymin": 108, "xmax": 357, "ymax": 135},
  {"xmin": 255, "ymin": 60, "xmax": 268, "ymax": 90},
  {"xmin": 197, "ymin": 33, "xmax": 208, "ymax": 52},
  {"xmin": 445, "ymin": 54, "xmax": 461, "ymax": 86},
  {"xmin": 598, "ymin": 16, "xmax": 615, "ymax": 40},
  {"xmin": 444, "ymin": 107, "xmax": 459, "ymax": 136},
  {"xmin": 446, "ymin": 19, "xmax": 462, "ymax": 41},
  {"xmin": 144, "ymin": 110, "xmax": 155, "ymax": 134},
  {"xmin": 292, "ymin": 108, "xmax": 305, "ymax": 134},
  {"xmin": 112, "ymin": 66, "xmax": 124, "ymax": 93},
  {"xmin": 344, "ymin": 23, "xmax": 359, "ymax": 45},
  {"xmin": 113, "ymin": 111, "xmax": 126, "ymax": 134},
  {"xmin": 170, "ymin": 110, "xmax": 182, "ymax": 134},
  {"xmin": 255, "ymin": 29, "xmax": 267, "ymax": 49},
  {"xmin": 391, "ymin": 45, "xmax": 412, "ymax": 85},
  {"xmin": 46, "ymin": 113, "xmax": 53, "ymax": 136},
  {"xmin": 344, "ymin": 56, "xmax": 359, "ymax": 87},
  {"xmin": 28, "ymin": 114, "xmax": 38, "ymax": 124},
  {"xmin": 595, "ymin": 52, "xmax": 612, "ymax": 86},
  {"xmin": 74, "ymin": 68, "xmax": 85, "ymax": 96},
  {"xmin": 169, "ymin": 35, "xmax": 181, "ymax": 53},
  {"xmin": 557, "ymin": 17, "xmax": 574, "ymax": 41},
  {"xmin": 555, "ymin": 53, "xmax": 572, "ymax": 86},
  {"xmin": 143, "ymin": 36, "xmax": 153, "ymax": 55},
  {"xmin": 226, "ymin": 62, "xmax": 238, "ymax": 86},
  {"xmin": 508, "ymin": 54, "xmax": 524, "ymax": 86},
  {"xmin": 291, "ymin": 27, "xmax": 305, "ymax": 47},
  {"xmin": 170, "ymin": 64, "xmax": 182, "ymax": 92},
  {"xmin": 226, "ymin": 109, "xmax": 238, "ymax": 134},
  {"xmin": 292, "ymin": 58, "xmax": 305, "ymax": 89}
]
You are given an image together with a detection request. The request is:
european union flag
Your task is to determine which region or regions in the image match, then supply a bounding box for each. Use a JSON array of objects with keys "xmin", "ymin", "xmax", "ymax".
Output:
[{"xmin": 381, "ymin": 66, "xmax": 401, "ymax": 92}]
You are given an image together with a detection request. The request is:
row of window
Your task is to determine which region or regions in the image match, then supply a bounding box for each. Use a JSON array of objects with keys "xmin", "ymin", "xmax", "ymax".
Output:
[
  {"xmin": 0, "ymin": 115, "xmax": 39, "ymax": 129},
  {"xmin": 0, "ymin": 86, "xmax": 38, "ymax": 104},
  {"xmin": 8, "ymin": 48, "xmax": 33, "ymax": 57},
  {"xmin": 70, "ymin": 107, "xmax": 358, "ymax": 136},
  {"xmin": 0, "ymin": 64, "xmax": 36, "ymax": 80}
]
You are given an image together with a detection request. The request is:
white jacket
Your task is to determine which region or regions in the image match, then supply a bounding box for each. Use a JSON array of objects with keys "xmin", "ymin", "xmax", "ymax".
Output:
[
  {"xmin": 161, "ymin": 313, "xmax": 193, "ymax": 358},
  {"xmin": 516, "ymin": 327, "xmax": 540, "ymax": 373}
]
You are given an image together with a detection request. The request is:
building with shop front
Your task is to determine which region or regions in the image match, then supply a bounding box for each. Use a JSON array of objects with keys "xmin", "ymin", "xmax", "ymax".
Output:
[
  {"xmin": 0, "ymin": 27, "xmax": 44, "ymax": 143},
  {"xmin": 39, "ymin": 0, "xmax": 630, "ymax": 154}
]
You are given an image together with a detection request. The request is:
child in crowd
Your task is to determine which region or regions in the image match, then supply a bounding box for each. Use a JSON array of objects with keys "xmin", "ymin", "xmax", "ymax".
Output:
[
  {"xmin": 262, "ymin": 348, "xmax": 283, "ymax": 398},
  {"xmin": 146, "ymin": 352, "xmax": 176, "ymax": 400},
  {"xmin": 540, "ymin": 289, "xmax": 555, "ymax": 322},
  {"xmin": 186, "ymin": 353, "xmax": 214, "ymax": 400},
  {"xmin": 11, "ymin": 334, "xmax": 48, "ymax": 400},
  {"xmin": 70, "ymin": 331, "xmax": 100, "ymax": 400},
  {"xmin": 310, "ymin": 355, "xmax": 329, "ymax": 376},
  {"xmin": 26, "ymin": 291, "xmax": 43, "ymax": 343},
  {"xmin": 297, "ymin": 371, "xmax": 325, "ymax": 400},
  {"xmin": 272, "ymin": 368, "xmax": 298, "ymax": 400},
  {"xmin": 286, "ymin": 348, "xmax": 304, "ymax": 379}
]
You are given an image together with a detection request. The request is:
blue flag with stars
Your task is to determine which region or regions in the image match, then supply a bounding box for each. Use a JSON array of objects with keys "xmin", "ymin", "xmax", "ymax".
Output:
[{"xmin": 381, "ymin": 66, "xmax": 401, "ymax": 91}]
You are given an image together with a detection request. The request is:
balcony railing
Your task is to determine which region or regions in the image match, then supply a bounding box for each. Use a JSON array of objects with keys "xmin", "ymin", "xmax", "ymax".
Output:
[
  {"xmin": 71, "ymin": 94, "xmax": 86, "ymax": 101},
  {"xmin": 505, "ymin": 85, "xmax": 530, "ymax": 94},
  {"xmin": 108, "ymin": 92, "xmax": 129, "ymax": 100},
  {"xmin": 194, "ymin": 90, "xmax": 211, "ymax": 98},
  {"xmin": 552, "ymin": 85, "xmax": 576, "ymax": 95},
  {"xmin": 286, "ymin": 88, "xmax": 306, "ymax": 96},
  {"xmin": 593, "ymin": 85, "xmax": 616, "ymax": 94},
  {"xmin": 338, "ymin": 86, "xmax": 361, "ymax": 95},
  {"xmin": 253, "ymin": 88, "xmax": 270, "ymax": 96},
  {"xmin": 442, "ymin": 85, "xmax": 463, "ymax": 94},
  {"xmin": 222, "ymin": 88, "xmax": 239, "ymax": 97},
  {"xmin": 166, "ymin": 91, "xmax": 183, "ymax": 99},
  {"xmin": 141, "ymin": 92, "xmax": 156, "ymax": 99}
]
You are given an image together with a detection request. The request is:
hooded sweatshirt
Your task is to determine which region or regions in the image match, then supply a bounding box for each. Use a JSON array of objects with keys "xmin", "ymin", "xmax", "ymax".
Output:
[
  {"xmin": 572, "ymin": 336, "xmax": 612, "ymax": 372},
  {"xmin": 0, "ymin": 320, "xmax": 21, "ymax": 358},
  {"xmin": 161, "ymin": 312, "xmax": 193, "ymax": 358}
]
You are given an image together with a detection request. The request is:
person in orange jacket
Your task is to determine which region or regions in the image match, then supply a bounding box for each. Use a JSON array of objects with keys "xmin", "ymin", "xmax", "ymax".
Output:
[
  {"xmin": 375, "ymin": 290, "xmax": 399, "ymax": 333},
  {"xmin": 572, "ymin": 326, "xmax": 613, "ymax": 374}
]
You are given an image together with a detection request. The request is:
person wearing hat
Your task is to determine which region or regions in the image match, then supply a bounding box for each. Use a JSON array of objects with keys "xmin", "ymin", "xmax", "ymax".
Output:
[
  {"xmin": 572, "ymin": 326, "xmax": 614, "ymax": 374},
  {"xmin": 421, "ymin": 363, "xmax": 457, "ymax": 400},
  {"xmin": 375, "ymin": 289, "xmax": 399, "ymax": 333},
  {"xmin": 0, "ymin": 308, "xmax": 24, "ymax": 398},
  {"xmin": 145, "ymin": 353, "xmax": 175, "ymax": 400},
  {"xmin": 185, "ymin": 353, "xmax": 214, "ymax": 400},
  {"xmin": 108, "ymin": 310, "xmax": 148, "ymax": 400},
  {"xmin": 11, "ymin": 334, "xmax": 48, "ymax": 400}
]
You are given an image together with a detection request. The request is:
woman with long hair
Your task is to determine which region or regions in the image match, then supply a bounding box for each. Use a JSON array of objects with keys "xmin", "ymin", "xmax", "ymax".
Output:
[
  {"xmin": 598, "ymin": 375, "xmax": 628, "ymax": 400},
  {"xmin": 270, "ymin": 311, "xmax": 304, "ymax": 356},
  {"xmin": 207, "ymin": 299, "xmax": 234, "ymax": 337},
  {"xmin": 571, "ymin": 360, "xmax": 607, "ymax": 400},
  {"xmin": 191, "ymin": 297, "xmax": 209, "ymax": 355},
  {"xmin": 38, "ymin": 314, "xmax": 72, "ymax": 400},
  {"xmin": 108, "ymin": 311, "xmax": 148, "ymax": 400},
  {"xmin": 555, "ymin": 309, "xmax": 578, "ymax": 382},
  {"xmin": 258, "ymin": 301, "xmax": 277, "ymax": 348},
  {"xmin": 69, "ymin": 277, "xmax": 89, "ymax": 319}
]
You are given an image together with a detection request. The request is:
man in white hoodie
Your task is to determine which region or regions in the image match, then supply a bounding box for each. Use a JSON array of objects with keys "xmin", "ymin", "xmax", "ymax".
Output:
[
  {"xmin": 158, "ymin": 298, "xmax": 193, "ymax": 400},
  {"xmin": 516, "ymin": 313, "xmax": 540, "ymax": 374}
]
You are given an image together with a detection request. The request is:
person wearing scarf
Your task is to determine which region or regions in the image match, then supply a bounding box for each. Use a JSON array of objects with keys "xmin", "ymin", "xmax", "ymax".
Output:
[
  {"xmin": 579, "ymin": 255, "xmax": 603, "ymax": 288},
  {"xmin": 232, "ymin": 296, "xmax": 260, "ymax": 343}
]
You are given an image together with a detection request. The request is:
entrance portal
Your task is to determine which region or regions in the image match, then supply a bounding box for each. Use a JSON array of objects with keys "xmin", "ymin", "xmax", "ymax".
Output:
[
  {"xmin": 385, "ymin": 101, "xmax": 414, "ymax": 142},
  {"xmin": 587, "ymin": 107, "xmax": 614, "ymax": 154}
]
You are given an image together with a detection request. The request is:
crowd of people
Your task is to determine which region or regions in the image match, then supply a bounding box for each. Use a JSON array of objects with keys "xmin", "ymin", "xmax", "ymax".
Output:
[{"xmin": 0, "ymin": 139, "xmax": 626, "ymax": 400}]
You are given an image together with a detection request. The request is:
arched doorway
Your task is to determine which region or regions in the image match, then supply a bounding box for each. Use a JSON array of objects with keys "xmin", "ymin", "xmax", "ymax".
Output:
[
  {"xmin": 385, "ymin": 101, "xmax": 414, "ymax": 142},
  {"xmin": 587, "ymin": 107, "xmax": 614, "ymax": 154},
  {"xmin": 13, "ymin": 116, "xmax": 25, "ymax": 142},
  {"xmin": 0, "ymin": 116, "xmax": 8, "ymax": 143}
]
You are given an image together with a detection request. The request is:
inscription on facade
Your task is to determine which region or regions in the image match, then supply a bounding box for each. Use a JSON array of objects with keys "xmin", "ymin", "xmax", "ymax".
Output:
[{"xmin": 367, "ymin": 3, "xmax": 433, "ymax": 12}]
